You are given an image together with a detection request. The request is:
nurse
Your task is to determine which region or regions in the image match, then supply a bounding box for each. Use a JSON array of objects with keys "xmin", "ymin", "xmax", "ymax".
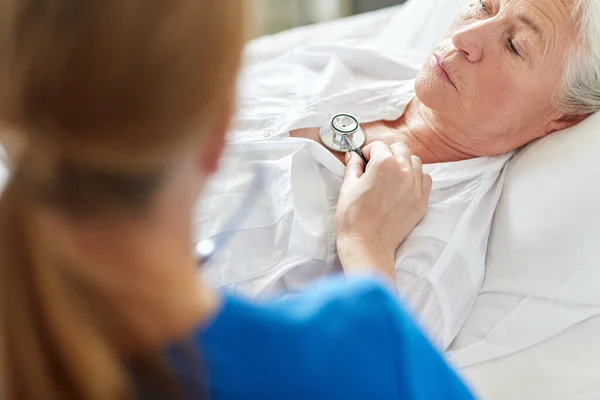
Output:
[{"xmin": 0, "ymin": 1, "xmax": 474, "ymax": 399}]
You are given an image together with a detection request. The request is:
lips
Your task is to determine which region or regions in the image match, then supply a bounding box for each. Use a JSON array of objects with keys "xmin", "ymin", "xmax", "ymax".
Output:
[{"xmin": 433, "ymin": 54, "xmax": 457, "ymax": 89}]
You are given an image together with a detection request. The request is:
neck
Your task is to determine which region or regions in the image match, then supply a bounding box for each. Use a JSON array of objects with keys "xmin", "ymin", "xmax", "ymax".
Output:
[
  {"xmin": 380, "ymin": 99, "xmax": 479, "ymax": 164},
  {"xmin": 66, "ymin": 201, "xmax": 219, "ymax": 355},
  {"xmin": 110, "ymin": 223, "xmax": 219, "ymax": 354}
]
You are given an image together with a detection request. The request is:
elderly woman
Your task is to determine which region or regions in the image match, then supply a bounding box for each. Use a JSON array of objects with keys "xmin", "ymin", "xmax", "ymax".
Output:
[
  {"xmin": 199, "ymin": 0, "xmax": 600, "ymax": 346},
  {"xmin": 294, "ymin": 0, "xmax": 595, "ymax": 163}
]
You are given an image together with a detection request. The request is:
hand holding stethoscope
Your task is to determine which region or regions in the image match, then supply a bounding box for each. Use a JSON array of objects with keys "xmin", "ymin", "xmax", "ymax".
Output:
[{"xmin": 197, "ymin": 112, "xmax": 369, "ymax": 264}]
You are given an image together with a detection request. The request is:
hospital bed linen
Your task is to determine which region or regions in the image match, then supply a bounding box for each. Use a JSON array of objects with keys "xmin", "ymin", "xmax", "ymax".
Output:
[
  {"xmin": 246, "ymin": 0, "xmax": 471, "ymax": 68},
  {"xmin": 198, "ymin": 42, "xmax": 512, "ymax": 349},
  {"xmin": 448, "ymin": 111, "xmax": 600, "ymax": 399},
  {"xmin": 245, "ymin": 6, "xmax": 400, "ymax": 66}
]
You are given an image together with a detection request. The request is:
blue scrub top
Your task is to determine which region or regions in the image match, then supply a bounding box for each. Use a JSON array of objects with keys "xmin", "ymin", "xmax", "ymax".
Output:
[{"xmin": 166, "ymin": 276, "xmax": 475, "ymax": 399}]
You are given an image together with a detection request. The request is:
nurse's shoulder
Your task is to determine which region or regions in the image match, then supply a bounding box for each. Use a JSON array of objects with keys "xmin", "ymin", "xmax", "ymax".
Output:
[{"xmin": 172, "ymin": 276, "xmax": 474, "ymax": 399}]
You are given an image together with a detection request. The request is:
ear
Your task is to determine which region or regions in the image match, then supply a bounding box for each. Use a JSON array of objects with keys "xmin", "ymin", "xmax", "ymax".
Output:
[
  {"xmin": 198, "ymin": 99, "xmax": 235, "ymax": 173},
  {"xmin": 546, "ymin": 113, "xmax": 588, "ymax": 134}
]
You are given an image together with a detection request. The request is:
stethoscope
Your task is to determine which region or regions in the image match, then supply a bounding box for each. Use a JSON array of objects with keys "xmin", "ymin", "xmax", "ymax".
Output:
[
  {"xmin": 196, "ymin": 113, "xmax": 367, "ymax": 264},
  {"xmin": 319, "ymin": 113, "xmax": 368, "ymax": 164}
]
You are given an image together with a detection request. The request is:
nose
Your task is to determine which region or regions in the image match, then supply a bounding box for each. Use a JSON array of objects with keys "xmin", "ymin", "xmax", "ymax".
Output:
[{"xmin": 451, "ymin": 26, "xmax": 484, "ymax": 63}]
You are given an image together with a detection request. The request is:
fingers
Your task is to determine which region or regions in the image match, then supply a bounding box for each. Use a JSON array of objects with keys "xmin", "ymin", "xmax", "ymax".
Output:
[
  {"xmin": 364, "ymin": 141, "xmax": 412, "ymax": 164},
  {"xmin": 343, "ymin": 152, "xmax": 365, "ymax": 183},
  {"xmin": 352, "ymin": 141, "xmax": 431, "ymax": 197},
  {"xmin": 390, "ymin": 142, "xmax": 411, "ymax": 159},
  {"xmin": 411, "ymin": 155, "xmax": 423, "ymax": 194},
  {"xmin": 362, "ymin": 141, "xmax": 393, "ymax": 163},
  {"xmin": 422, "ymin": 172, "xmax": 433, "ymax": 197},
  {"xmin": 410, "ymin": 155, "xmax": 432, "ymax": 198}
]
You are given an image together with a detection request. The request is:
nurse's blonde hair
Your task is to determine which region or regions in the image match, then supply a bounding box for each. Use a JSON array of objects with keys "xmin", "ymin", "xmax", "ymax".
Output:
[{"xmin": 0, "ymin": 0, "xmax": 247, "ymax": 399}]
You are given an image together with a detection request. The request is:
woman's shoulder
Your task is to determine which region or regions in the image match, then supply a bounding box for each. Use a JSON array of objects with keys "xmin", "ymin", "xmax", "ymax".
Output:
[
  {"xmin": 203, "ymin": 275, "xmax": 400, "ymax": 346},
  {"xmin": 167, "ymin": 275, "xmax": 474, "ymax": 399},
  {"xmin": 273, "ymin": 275, "xmax": 398, "ymax": 313},
  {"xmin": 188, "ymin": 276, "xmax": 403, "ymax": 398}
]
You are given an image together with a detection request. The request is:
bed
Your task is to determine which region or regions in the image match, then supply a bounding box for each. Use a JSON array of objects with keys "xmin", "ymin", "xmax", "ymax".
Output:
[{"xmin": 245, "ymin": 1, "xmax": 600, "ymax": 399}]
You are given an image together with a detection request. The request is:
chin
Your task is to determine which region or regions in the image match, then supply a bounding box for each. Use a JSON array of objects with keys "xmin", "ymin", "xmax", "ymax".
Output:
[{"xmin": 414, "ymin": 67, "xmax": 455, "ymax": 113}]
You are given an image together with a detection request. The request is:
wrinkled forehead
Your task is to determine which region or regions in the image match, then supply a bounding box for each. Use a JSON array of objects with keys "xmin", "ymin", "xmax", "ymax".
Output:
[
  {"xmin": 515, "ymin": 0, "xmax": 577, "ymax": 26},
  {"xmin": 491, "ymin": 0, "xmax": 577, "ymax": 34},
  {"xmin": 515, "ymin": 0, "xmax": 577, "ymax": 49},
  {"xmin": 456, "ymin": 0, "xmax": 580, "ymax": 55}
]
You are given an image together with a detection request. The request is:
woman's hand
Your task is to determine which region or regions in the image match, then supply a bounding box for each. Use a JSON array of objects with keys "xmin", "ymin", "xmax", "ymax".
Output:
[{"xmin": 336, "ymin": 141, "xmax": 432, "ymax": 282}]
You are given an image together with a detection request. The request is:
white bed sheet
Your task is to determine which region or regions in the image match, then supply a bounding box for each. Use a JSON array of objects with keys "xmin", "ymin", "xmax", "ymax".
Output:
[
  {"xmin": 448, "ymin": 110, "xmax": 600, "ymax": 399},
  {"xmin": 245, "ymin": 6, "xmax": 402, "ymax": 66},
  {"xmin": 245, "ymin": 0, "xmax": 466, "ymax": 67}
]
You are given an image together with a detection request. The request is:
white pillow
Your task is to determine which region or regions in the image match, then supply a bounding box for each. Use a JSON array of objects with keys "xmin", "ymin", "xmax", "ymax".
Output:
[
  {"xmin": 449, "ymin": 111, "xmax": 600, "ymax": 397},
  {"xmin": 378, "ymin": 0, "xmax": 471, "ymax": 62},
  {"xmin": 246, "ymin": 0, "xmax": 472, "ymax": 67},
  {"xmin": 245, "ymin": 6, "xmax": 401, "ymax": 66}
]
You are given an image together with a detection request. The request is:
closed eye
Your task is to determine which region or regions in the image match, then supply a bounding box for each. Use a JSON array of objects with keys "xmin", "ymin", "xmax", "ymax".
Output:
[
  {"xmin": 508, "ymin": 39, "xmax": 520, "ymax": 56},
  {"xmin": 478, "ymin": 0, "xmax": 489, "ymax": 13}
]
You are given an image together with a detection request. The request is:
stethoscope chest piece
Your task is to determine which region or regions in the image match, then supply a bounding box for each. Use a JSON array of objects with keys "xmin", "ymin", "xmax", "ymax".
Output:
[{"xmin": 319, "ymin": 113, "xmax": 366, "ymax": 153}]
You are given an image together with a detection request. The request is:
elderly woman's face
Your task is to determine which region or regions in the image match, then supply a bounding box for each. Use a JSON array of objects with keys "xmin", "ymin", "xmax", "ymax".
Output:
[{"xmin": 415, "ymin": 0, "xmax": 579, "ymax": 154}]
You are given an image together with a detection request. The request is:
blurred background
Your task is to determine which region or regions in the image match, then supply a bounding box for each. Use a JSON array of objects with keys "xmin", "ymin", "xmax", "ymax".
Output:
[{"xmin": 253, "ymin": 0, "xmax": 407, "ymax": 35}]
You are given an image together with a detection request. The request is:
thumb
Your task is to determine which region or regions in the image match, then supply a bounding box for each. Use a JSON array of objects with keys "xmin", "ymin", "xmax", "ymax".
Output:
[{"xmin": 344, "ymin": 152, "xmax": 365, "ymax": 183}]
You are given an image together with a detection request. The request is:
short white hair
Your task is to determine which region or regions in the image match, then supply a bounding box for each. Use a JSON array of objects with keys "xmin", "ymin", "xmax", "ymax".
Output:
[{"xmin": 554, "ymin": 0, "xmax": 600, "ymax": 115}]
